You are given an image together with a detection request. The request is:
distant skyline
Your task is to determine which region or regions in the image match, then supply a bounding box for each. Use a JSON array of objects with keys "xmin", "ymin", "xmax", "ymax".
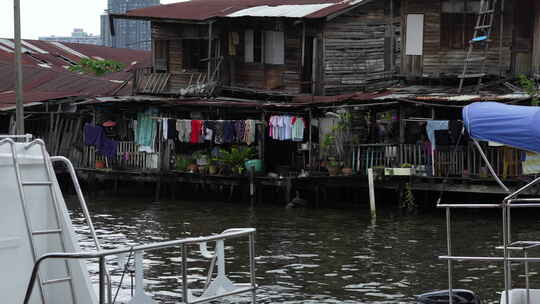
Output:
[{"xmin": 0, "ymin": 0, "xmax": 178, "ymax": 40}]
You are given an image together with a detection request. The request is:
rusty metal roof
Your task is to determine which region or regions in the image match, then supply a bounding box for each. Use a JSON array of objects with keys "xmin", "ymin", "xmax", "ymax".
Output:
[
  {"xmin": 0, "ymin": 62, "xmax": 131, "ymax": 110},
  {"xmin": 0, "ymin": 39, "xmax": 151, "ymax": 80},
  {"xmin": 118, "ymin": 0, "xmax": 371, "ymax": 21}
]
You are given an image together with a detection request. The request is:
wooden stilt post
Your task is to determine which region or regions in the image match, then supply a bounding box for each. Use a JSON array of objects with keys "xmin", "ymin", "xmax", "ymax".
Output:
[
  {"xmin": 249, "ymin": 167, "xmax": 256, "ymax": 206},
  {"xmin": 367, "ymin": 168, "xmax": 377, "ymax": 217},
  {"xmin": 114, "ymin": 176, "xmax": 119, "ymax": 194},
  {"xmin": 284, "ymin": 177, "xmax": 292, "ymax": 204},
  {"xmin": 155, "ymin": 176, "xmax": 161, "ymax": 202}
]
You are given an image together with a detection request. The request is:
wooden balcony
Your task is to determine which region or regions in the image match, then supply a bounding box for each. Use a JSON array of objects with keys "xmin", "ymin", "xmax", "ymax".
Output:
[{"xmin": 133, "ymin": 67, "xmax": 210, "ymax": 96}]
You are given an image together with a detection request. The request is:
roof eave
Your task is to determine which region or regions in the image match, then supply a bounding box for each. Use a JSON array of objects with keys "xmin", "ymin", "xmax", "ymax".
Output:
[
  {"xmin": 324, "ymin": 0, "xmax": 376, "ymax": 21},
  {"xmin": 110, "ymin": 13, "xmax": 211, "ymax": 24}
]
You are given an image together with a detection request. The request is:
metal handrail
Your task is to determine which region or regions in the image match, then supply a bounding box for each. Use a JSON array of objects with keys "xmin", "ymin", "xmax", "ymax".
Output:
[
  {"xmin": 24, "ymin": 139, "xmax": 115, "ymax": 302},
  {"xmin": 24, "ymin": 228, "xmax": 256, "ymax": 304},
  {"xmin": 52, "ymin": 155, "xmax": 113, "ymax": 302}
]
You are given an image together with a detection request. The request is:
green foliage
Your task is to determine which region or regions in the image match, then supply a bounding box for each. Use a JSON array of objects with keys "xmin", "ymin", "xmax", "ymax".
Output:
[
  {"xmin": 322, "ymin": 111, "xmax": 352, "ymax": 164},
  {"xmin": 517, "ymin": 74, "xmax": 540, "ymax": 106},
  {"xmin": 218, "ymin": 146, "xmax": 257, "ymax": 174},
  {"xmin": 175, "ymin": 155, "xmax": 193, "ymax": 171},
  {"xmin": 69, "ymin": 58, "xmax": 125, "ymax": 76}
]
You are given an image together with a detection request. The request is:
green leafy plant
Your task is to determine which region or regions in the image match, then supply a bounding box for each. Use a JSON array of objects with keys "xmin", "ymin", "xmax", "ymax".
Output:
[
  {"xmin": 400, "ymin": 163, "xmax": 413, "ymax": 168},
  {"xmin": 69, "ymin": 58, "xmax": 125, "ymax": 76},
  {"xmin": 321, "ymin": 111, "xmax": 352, "ymax": 165},
  {"xmin": 517, "ymin": 74, "xmax": 540, "ymax": 106},
  {"xmin": 218, "ymin": 146, "xmax": 257, "ymax": 175},
  {"xmin": 175, "ymin": 155, "xmax": 193, "ymax": 171}
]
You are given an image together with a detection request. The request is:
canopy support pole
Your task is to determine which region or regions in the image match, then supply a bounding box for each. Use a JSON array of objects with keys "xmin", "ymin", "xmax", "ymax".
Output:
[{"xmin": 472, "ymin": 139, "xmax": 510, "ymax": 193}]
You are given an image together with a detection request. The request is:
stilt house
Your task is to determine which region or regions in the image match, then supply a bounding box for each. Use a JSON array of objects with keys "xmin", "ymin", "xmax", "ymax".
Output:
[
  {"xmin": 112, "ymin": 0, "xmax": 400, "ymax": 97},
  {"xmin": 400, "ymin": 0, "xmax": 540, "ymax": 82}
]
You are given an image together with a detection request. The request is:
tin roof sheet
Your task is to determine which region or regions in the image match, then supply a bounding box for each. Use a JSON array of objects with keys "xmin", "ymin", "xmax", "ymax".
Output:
[
  {"xmin": 0, "ymin": 39, "xmax": 151, "ymax": 80},
  {"xmin": 0, "ymin": 62, "xmax": 131, "ymax": 109},
  {"xmin": 121, "ymin": 0, "xmax": 370, "ymax": 21}
]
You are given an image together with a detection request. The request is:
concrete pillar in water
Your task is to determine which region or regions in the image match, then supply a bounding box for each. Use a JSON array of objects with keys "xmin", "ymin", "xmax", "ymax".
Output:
[{"xmin": 367, "ymin": 168, "xmax": 376, "ymax": 217}]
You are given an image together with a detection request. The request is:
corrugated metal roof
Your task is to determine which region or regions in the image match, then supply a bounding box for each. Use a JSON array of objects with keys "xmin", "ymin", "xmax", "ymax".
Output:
[
  {"xmin": 120, "ymin": 0, "xmax": 370, "ymax": 21},
  {"xmin": 0, "ymin": 62, "xmax": 131, "ymax": 109},
  {"xmin": 0, "ymin": 39, "xmax": 151, "ymax": 80}
]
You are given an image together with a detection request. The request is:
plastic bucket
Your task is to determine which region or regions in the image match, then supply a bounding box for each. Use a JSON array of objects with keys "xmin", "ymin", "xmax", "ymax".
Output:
[{"xmin": 244, "ymin": 159, "xmax": 263, "ymax": 173}]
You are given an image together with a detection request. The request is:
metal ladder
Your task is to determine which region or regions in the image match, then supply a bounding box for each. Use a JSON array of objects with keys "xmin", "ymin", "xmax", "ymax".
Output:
[
  {"xmin": 12, "ymin": 140, "xmax": 77, "ymax": 303},
  {"xmin": 458, "ymin": 0, "xmax": 498, "ymax": 93}
]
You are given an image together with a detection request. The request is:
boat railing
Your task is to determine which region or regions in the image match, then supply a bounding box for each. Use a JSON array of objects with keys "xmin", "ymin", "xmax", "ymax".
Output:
[
  {"xmin": 0, "ymin": 134, "xmax": 33, "ymax": 142},
  {"xmin": 23, "ymin": 228, "xmax": 257, "ymax": 304},
  {"xmin": 437, "ymin": 173, "xmax": 540, "ymax": 304}
]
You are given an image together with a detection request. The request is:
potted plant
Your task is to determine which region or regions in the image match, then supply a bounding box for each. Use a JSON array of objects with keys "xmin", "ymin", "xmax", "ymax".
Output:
[
  {"xmin": 326, "ymin": 157, "xmax": 340, "ymax": 176},
  {"xmin": 218, "ymin": 146, "xmax": 257, "ymax": 176},
  {"xmin": 175, "ymin": 155, "xmax": 192, "ymax": 172},
  {"xmin": 208, "ymin": 157, "xmax": 220, "ymax": 175},
  {"xmin": 385, "ymin": 163, "xmax": 416, "ymax": 176}
]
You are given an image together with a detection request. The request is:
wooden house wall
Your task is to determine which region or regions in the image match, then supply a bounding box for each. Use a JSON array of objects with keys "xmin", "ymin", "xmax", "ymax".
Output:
[
  {"xmin": 532, "ymin": 2, "xmax": 540, "ymax": 75},
  {"xmin": 229, "ymin": 21, "xmax": 304, "ymax": 94},
  {"xmin": 151, "ymin": 22, "xmax": 219, "ymax": 91},
  {"xmin": 323, "ymin": 1, "xmax": 397, "ymax": 95},
  {"xmin": 151, "ymin": 21, "xmax": 305, "ymax": 94},
  {"xmin": 401, "ymin": 0, "xmax": 514, "ymax": 77}
]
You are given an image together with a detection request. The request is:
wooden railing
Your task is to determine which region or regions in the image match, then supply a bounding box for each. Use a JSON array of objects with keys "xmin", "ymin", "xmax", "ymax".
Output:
[
  {"xmin": 133, "ymin": 67, "xmax": 210, "ymax": 95},
  {"xmin": 81, "ymin": 141, "xmax": 160, "ymax": 171},
  {"xmin": 353, "ymin": 143, "xmax": 523, "ymax": 179}
]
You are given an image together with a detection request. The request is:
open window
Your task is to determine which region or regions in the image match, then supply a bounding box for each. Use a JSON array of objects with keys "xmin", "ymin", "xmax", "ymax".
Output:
[
  {"xmin": 441, "ymin": 0, "xmax": 480, "ymax": 49},
  {"xmin": 183, "ymin": 39, "xmax": 209, "ymax": 71},
  {"xmin": 244, "ymin": 30, "xmax": 284, "ymax": 65}
]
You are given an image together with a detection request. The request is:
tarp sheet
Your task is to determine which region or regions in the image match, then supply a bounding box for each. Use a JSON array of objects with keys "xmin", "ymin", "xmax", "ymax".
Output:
[{"xmin": 463, "ymin": 102, "xmax": 540, "ymax": 153}]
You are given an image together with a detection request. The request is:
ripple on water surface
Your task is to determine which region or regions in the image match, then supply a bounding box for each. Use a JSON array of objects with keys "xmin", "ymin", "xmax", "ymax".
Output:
[{"xmin": 68, "ymin": 196, "xmax": 540, "ymax": 303}]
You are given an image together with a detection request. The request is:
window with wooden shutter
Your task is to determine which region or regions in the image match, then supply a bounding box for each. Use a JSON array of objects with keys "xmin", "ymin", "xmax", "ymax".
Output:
[{"xmin": 154, "ymin": 39, "xmax": 169, "ymax": 72}]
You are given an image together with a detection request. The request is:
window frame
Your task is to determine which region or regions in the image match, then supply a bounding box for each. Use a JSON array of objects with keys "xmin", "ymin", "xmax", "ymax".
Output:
[{"xmin": 244, "ymin": 30, "xmax": 285, "ymax": 65}]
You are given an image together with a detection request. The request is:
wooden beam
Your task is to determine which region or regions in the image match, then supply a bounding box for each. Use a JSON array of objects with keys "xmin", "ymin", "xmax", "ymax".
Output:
[{"xmin": 208, "ymin": 21, "xmax": 213, "ymax": 83}]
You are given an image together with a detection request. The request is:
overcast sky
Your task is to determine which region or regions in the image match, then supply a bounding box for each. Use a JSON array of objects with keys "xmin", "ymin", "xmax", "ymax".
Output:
[{"xmin": 0, "ymin": 0, "xmax": 178, "ymax": 39}]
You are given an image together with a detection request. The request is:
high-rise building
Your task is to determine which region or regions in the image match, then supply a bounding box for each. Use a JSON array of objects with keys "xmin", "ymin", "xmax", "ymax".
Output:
[
  {"xmin": 101, "ymin": 0, "xmax": 160, "ymax": 50},
  {"xmin": 39, "ymin": 28, "xmax": 101, "ymax": 45}
]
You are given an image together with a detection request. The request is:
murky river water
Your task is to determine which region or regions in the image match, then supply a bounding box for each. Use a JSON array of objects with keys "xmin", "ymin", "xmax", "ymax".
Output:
[{"xmin": 67, "ymin": 195, "xmax": 540, "ymax": 303}]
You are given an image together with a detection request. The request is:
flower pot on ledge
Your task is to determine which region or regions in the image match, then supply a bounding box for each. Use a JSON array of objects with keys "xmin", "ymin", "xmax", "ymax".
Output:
[{"xmin": 385, "ymin": 168, "xmax": 415, "ymax": 176}]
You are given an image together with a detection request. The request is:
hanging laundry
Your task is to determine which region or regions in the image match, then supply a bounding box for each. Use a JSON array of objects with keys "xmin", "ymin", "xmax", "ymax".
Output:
[
  {"xmin": 214, "ymin": 121, "xmax": 224, "ymax": 144},
  {"xmin": 426, "ymin": 120, "xmax": 449, "ymax": 148},
  {"xmin": 162, "ymin": 118, "xmax": 168, "ymax": 140},
  {"xmin": 136, "ymin": 108, "xmax": 159, "ymax": 153},
  {"xmin": 244, "ymin": 120, "xmax": 257, "ymax": 145},
  {"xmin": 199, "ymin": 121, "xmax": 206, "ymax": 143},
  {"xmin": 234, "ymin": 120, "xmax": 245, "ymax": 143},
  {"xmin": 268, "ymin": 115, "xmax": 305, "ymax": 142},
  {"xmin": 84, "ymin": 124, "xmax": 118, "ymax": 158},
  {"xmin": 167, "ymin": 119, "xmax": 178, "ymax": 140},
  {"xmin": 284, "ymin": 116, "xmax": 293, "ymax": 140},
  {"xmin": 205, "ymin": 121, "xmax": 215, "ymax": 142},
  {"xmin": 190, "ymin": 120, "xmax": 203, "ymax": 143},
  {"xmin": 292, "ymin": 117, "xmax": 306, "ymax": 142},
  {"xmin": 223, "ymin": 121, "xmax": 235, "ymax": 143}
]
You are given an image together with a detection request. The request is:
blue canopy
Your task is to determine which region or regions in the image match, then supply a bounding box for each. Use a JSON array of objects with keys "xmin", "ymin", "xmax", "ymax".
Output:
[{"xmin": 463, "ymin": 102, "xmax": 540, "ymax": 153}]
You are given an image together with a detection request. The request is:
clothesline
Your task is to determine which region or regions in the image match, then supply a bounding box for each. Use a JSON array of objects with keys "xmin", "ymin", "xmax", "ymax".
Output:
[{"xmin": 149, "ymin": 116, "xmax": 263, "ymax": 123}]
